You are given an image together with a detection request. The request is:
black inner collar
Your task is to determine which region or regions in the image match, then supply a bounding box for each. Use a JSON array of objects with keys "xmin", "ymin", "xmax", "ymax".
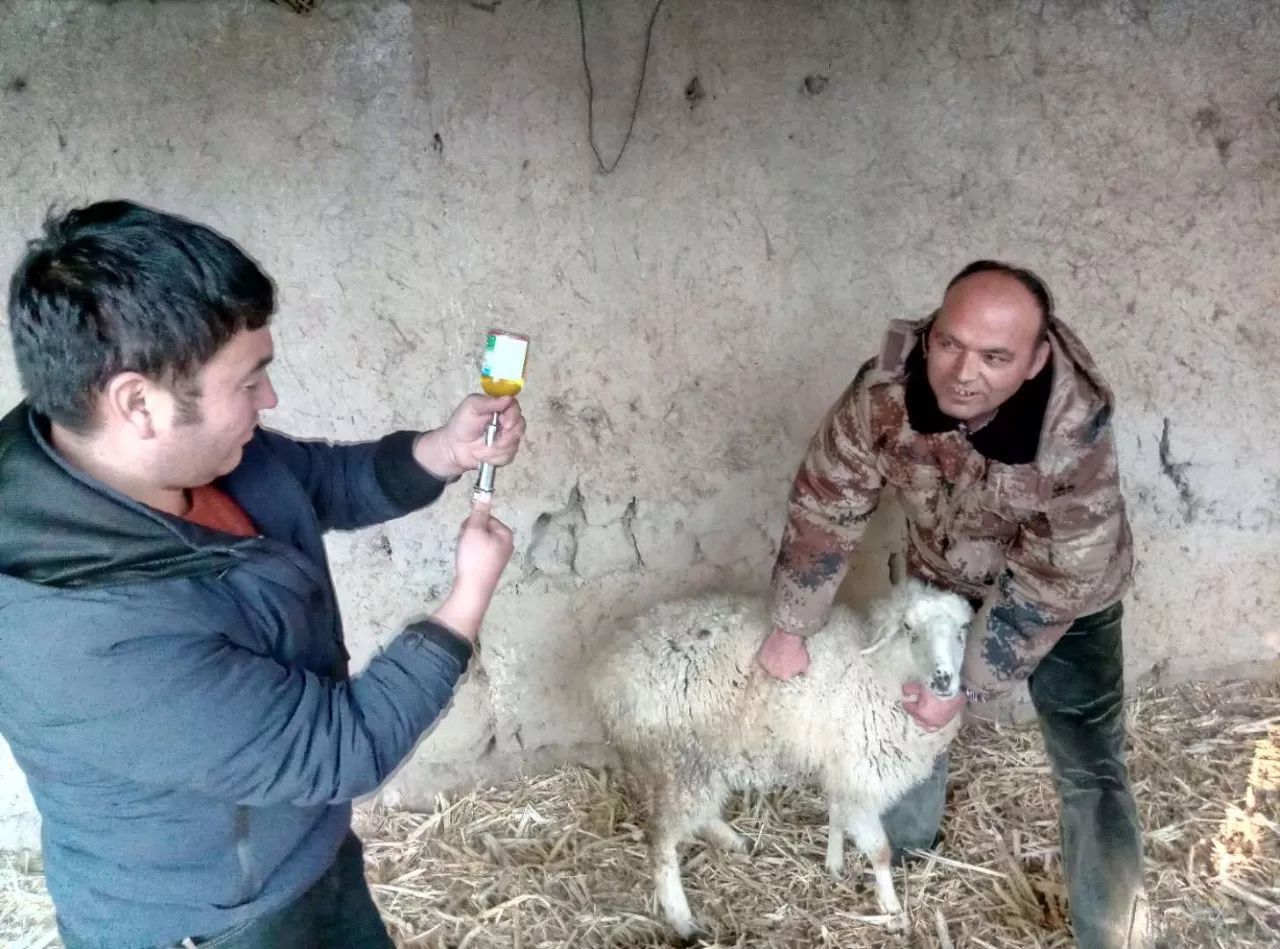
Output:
[{"xmin": 903, "ymin": 338, "xmax": 1052, "ymax": 465}]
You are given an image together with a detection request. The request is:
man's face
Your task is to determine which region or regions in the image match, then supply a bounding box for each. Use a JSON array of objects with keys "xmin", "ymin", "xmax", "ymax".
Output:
[
  {"xmin": 925, "ymin": 272, "xmax": 1050, "ymax": 422},
  {"xmin": 151, "ymin": 327, "xmax": 278, "ymax": 488}
]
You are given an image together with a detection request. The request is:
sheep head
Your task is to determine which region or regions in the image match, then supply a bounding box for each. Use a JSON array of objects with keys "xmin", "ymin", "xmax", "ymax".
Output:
[{"xmin": 861, "ymin": 579, "xmax": 974, "ymax": 699}]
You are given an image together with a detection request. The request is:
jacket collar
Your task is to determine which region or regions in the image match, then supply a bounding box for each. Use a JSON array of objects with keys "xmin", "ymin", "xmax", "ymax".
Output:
[{"xmin": 0, "ymin": 403, "xmax": 237, "ymax": 588}]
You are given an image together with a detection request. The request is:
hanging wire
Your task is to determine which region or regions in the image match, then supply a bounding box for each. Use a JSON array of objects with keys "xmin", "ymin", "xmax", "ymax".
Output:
[{"xmin": 575, "ymin": 0, "xmax": 666, "ymax": 174}]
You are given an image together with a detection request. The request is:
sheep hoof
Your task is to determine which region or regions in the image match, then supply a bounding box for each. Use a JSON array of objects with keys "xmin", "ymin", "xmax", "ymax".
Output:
[
  {"xmin": 670, "ymin": 922, "xmax": 711, "ymax": 947},
  {"xmin": 698, "ymin": 821, "xmax": 750, "ymax": 855},
  {"xmin": 824, "ymin": 857, "xmax": 844, "ymax": 879},
  {"xmin": 884, "ymin": 912, "xmax": 908, "ymax": 933}
]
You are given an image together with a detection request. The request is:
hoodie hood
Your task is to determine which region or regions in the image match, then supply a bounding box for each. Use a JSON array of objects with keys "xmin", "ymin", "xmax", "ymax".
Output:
[{"xmin": 0, "ymin": 403, "xmax": 237, "ymax": 589}]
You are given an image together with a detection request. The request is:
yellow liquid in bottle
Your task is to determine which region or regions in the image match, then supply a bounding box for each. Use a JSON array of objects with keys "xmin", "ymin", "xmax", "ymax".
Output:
[
  {"xmin": 480, "ymin": 330, "xmax": 528, "ymax": 399},
  {"xmin": 481, "ymin": 377, "xmax": 524, "ymax": 397}
]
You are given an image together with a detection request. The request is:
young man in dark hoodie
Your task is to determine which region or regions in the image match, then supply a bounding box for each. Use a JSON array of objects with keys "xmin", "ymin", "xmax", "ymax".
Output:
[{"xmin": 0, "ymin": 200, "xmax": 524, "ymax": 948}]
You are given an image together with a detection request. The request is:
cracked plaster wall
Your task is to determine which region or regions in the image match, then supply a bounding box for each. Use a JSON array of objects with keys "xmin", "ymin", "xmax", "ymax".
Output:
[{"xmin": 0, "ymin": 0, "xmax": 1277, "ymax": 845}]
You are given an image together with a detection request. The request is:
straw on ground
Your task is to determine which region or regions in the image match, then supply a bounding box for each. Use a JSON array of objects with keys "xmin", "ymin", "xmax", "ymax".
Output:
[{"xmin": 1, "ymin": 678, "xmax": 1276, "ymax": 948}]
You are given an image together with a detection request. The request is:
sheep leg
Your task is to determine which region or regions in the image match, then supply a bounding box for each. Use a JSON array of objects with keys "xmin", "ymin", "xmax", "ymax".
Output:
[
  {"xmin": 696, "ymin": 817, "xmax": 749, "ymax": 854},
  {"xmin": 824, "ymin": 796, "xmax": 846, "ymax": 878},
  {"xmin": 649, "ymin": 781, "xmax": 709, "ymax": 944},
  {"xmin": 695, "ymin": 781, "xmax": 746, "ymax": 855},
  {"xmin": 653, "ymin": 834, "xmax": 700, "ymax": 944},
  {"xmin": 844, "ymin": 809, "xmax": 906, "ymax": 931}
]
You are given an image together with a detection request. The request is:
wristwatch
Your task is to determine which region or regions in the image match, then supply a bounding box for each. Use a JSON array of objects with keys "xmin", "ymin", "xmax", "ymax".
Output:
[{"xmin": 962, "ymin": 686, "xmax": 990, "ymax": 703}]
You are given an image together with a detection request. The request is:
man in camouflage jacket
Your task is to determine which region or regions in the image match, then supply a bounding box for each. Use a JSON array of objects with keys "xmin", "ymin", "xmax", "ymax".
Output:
[{"xmin": 759, "ymin": 261, "xmax": 1148, "ymax": 949}]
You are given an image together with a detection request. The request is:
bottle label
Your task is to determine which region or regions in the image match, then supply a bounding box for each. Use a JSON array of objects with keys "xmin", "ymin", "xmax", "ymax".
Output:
[{"xmin": 481, "ymin": 331, "xmax": 529, "ymax": 382}]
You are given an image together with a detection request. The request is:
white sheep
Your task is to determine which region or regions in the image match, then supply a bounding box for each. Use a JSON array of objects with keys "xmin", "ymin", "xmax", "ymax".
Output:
[{"xmin": 587, "ymin": 576, "xmax": 974, "ymax": 941}]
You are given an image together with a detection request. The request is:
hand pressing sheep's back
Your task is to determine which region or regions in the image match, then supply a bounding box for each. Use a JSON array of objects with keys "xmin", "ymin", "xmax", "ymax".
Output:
[{"xmin": 587, "ymin": 592, "xmax": 909, "ymax": 761}]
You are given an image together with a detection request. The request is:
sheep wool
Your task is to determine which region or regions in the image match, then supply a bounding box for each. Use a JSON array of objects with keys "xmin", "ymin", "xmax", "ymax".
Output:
[{"xmin": 588, "ymin": 578, "xmax": 975, "ymax": 941}]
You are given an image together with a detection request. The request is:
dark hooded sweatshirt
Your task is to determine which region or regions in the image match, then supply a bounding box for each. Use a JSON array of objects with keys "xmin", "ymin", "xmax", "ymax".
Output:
[{"xmin": 0, "ymin": 403, "xmax": 475, "ymax": 947}]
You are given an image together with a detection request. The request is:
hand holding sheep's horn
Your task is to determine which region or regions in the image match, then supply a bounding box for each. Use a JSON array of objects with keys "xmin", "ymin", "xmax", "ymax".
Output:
[{"xmin": 900, "ymin": 681, "xmax": 966, "ymax": 732}]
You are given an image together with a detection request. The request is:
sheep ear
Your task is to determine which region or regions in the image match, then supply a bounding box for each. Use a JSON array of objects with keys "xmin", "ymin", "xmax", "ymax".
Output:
[{"xmin": 887, "ymin": 551, "xmax": 904, "ymax": 587}]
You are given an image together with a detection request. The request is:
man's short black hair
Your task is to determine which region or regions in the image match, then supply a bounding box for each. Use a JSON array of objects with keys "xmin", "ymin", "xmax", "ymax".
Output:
[
  {"xmin": 7, "ymin": 199, "xmax": 275, "ymax": 432},
  {"xmin": 945, "ymin": 259, "xmax": 1053, "ymax": 342}
]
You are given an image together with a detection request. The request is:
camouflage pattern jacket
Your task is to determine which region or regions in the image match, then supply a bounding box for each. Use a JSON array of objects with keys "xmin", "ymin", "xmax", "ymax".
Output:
[{"xmin": 769, "ymin": 316, "xmax": 1134, "ymax": 696}]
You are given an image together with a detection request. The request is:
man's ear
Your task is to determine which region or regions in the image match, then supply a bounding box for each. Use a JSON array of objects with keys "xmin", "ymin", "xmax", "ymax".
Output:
[
  {"xmin": 102, "ymin": 372, "xmax": 158, "ymax": 439},
  {"xmin": 1027, "ymin": 338, "xmax": 1050, "ymax": 379}
]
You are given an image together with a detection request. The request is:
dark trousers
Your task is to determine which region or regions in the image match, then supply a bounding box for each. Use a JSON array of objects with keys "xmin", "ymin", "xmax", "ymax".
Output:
[
  {"xmin": 60, "ymin": 832, "xmax": 393, "ymax": 949},
  {"xmin": 882, "ymin": 601, "xmax": 1149, "ymax": 948}
]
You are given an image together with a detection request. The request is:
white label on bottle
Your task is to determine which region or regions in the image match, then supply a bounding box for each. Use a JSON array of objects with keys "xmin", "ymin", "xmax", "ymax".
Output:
[{"xmin": 482, "ymin": 333, "xmax": 528, "ymax": 381}]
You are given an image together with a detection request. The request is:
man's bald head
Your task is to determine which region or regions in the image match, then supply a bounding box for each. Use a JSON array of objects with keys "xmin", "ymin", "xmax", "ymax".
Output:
[
  {"xmin": 944, "ymin": 259, "xmax": 1053, "ymax": 342},
  {"xmin": 924, "ymin": 260, "xmax": 1054, "ymax": 422}
]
